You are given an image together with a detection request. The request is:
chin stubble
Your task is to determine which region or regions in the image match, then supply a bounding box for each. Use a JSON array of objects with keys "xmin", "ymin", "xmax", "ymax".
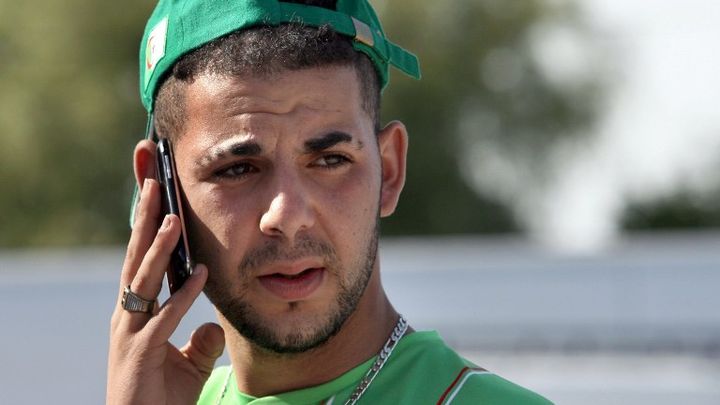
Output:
[{"xmin": 204, "ymin": 217, "xmax": 380, "ymax": 355}]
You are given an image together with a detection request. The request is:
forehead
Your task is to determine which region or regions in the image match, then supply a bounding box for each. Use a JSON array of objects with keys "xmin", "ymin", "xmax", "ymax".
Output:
[{"xmin": 178, "ymin": 66, "xmax": 370, "ymax": 150}]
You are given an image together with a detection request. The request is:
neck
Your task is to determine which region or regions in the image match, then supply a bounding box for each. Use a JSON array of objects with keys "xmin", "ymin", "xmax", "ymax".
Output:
[{"xmin": 221, "ymin": 265, "xmax": 401, "ymax": 397}]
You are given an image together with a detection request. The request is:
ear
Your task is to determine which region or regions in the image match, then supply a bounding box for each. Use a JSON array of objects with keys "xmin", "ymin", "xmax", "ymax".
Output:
[
  {"xmin": 133, "ymin": 139, "xmax": 158, "ymax": 190},
  {"xmin": 377, "ymin": 120, "xmax": 408, "ymax": 218}
]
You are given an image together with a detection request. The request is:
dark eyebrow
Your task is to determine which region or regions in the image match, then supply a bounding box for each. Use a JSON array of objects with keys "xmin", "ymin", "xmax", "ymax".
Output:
[
  {"xmin": 229, "ymin": 142, "xmax": 262, "ymax": 157},
  {"xmin": 303, "ymin": 131, "xmax": 355, "ymax": 153},
  {"xmin": 196, "ymin": 140, "xmax": 262, "ymax": 168}
]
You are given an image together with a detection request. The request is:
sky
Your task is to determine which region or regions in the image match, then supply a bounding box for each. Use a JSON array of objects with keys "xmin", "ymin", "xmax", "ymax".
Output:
[{"xmin": 470, "ymin": 0, "xmax": 720, "ymax": 253}]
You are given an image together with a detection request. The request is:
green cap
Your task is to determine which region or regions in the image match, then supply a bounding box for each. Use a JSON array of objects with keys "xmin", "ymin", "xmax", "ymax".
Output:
[{"xmin": 139, "ymin": 0, "xmax": 421, "ymax": 113}]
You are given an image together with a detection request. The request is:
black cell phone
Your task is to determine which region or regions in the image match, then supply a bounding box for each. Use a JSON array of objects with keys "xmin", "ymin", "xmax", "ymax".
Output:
[{"xmin": 155, "ymin": 137, "xmax": 193, "ymax": 294}]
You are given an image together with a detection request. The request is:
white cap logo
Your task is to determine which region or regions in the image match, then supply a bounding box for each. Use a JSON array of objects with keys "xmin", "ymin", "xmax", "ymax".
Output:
[{"xmin": 144, "ymin": 17, "xmax": 168, "ymax": 89}]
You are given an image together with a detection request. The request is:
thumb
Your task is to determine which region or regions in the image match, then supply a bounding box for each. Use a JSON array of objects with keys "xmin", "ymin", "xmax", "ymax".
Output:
[{"xmin": 182, "ymin": 322, "xmax": 225, "ymax": 378}]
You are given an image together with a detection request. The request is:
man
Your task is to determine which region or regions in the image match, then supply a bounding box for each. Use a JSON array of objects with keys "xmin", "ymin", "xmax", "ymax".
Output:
[{"xmin": 107, "ymin": 1, "xmax": 552, "ymax": 403}]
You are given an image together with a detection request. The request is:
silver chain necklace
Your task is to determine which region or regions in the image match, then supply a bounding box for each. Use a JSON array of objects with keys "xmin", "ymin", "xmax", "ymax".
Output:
[
  {"xmin": 342, "ymin": 315, "xmax": 408, "ymax": 405},
  {"xmin": 215, "ymin": 315, "xmax": 409, "ymax": 405}
]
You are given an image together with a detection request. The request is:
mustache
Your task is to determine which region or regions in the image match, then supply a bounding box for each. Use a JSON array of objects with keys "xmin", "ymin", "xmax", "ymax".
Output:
[{"xmin": 239, "ymin": 237, "xmax": 337, "ymax": 272}]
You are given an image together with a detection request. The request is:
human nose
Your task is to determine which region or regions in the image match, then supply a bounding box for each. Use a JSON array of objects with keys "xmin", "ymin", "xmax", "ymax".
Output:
[{"xmin": 259, "ymin": 177, "xmax": 316, "ymax": 243}]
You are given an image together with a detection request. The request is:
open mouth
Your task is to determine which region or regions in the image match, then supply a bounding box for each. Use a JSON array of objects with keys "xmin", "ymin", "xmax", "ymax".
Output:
[
  {"xmin": 271, "ymin": 267, "xmax": 319, "ymax": 279},
  {"xmin": 258, "ymin": 267, "xmax": 325, "ymax": 301}
]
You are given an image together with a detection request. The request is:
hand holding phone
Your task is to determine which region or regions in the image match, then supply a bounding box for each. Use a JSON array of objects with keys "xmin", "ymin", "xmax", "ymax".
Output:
[{"xmin": 108, "ymin": 173, "xmax": 224, "ymax": 405}]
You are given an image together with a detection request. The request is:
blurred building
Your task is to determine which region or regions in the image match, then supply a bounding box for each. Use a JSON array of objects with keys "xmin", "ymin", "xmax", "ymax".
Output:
[{"xmin": 2, "ymin": 232, "xmax": 719, "ymax": 404}]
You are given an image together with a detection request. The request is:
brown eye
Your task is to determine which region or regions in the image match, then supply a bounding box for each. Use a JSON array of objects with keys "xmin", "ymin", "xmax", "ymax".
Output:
[
  {"xmin": 215, "ymin": 162, "xmax": 257, "ymax": 179},
  {"xmin": 314, "ymin": 154, "xmax": 351, "ymax": 169}
]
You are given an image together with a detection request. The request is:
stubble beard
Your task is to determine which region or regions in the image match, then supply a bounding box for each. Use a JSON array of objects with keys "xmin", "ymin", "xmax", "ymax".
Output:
[{"xmin": 204, "ymin": 216, "xmax": 380, "ymax": 355}]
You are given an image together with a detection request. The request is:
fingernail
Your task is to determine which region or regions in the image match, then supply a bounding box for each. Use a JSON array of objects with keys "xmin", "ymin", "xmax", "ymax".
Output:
[
  {"xmin": 142, "ymin": 178, "xmax": 151, "ymax": 198},
  {"xmin": 193, "ymin": 264, "xmax": 206, "ymax": 276},
  {"xmin": 160, "ymin": 214, "xmax": 171, "ymax": 231}
]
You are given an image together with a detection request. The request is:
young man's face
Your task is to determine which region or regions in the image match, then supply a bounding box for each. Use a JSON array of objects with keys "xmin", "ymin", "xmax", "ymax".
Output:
[{"xmin": 169, "ymin": 66, "xmax": 406, "ymax": 353}]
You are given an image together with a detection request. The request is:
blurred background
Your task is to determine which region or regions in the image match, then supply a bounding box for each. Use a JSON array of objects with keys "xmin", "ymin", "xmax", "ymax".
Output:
[{"xmin": 1, "ymin": 0, "xmax": 719, "ymax": 404}]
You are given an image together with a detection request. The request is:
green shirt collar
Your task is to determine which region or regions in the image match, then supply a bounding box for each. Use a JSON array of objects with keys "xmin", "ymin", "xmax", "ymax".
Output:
[{"xmin": 215, "ymin": 331, "xmax": 442, "ymax": 405}]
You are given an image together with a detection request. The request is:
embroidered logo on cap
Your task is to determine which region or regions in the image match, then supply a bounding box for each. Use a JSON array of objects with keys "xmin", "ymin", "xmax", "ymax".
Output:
[{"xmin": 144, "ymin": 16, "xmax": 168, "ymax": 90}]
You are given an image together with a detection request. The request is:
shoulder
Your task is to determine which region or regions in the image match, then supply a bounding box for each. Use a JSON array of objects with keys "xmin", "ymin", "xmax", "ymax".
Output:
[
  {"xmin": 436, "ymin": 367, "xmax": 553, "ymax": 405},
  {"xmin": 382, "ymin": 331, "xmax": 552, "ymax": 404}
]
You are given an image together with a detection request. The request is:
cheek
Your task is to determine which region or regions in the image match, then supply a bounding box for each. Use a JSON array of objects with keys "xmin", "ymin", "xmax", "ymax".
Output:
[
  {"xmin": 318, "ymin": 165, "xmax": 380, "ymax": 247},
  {"xmin": 184, "ymin": 186, "xmax": 254, "ymax": 269},
  {"xmin": 326, "ymin": 167, "xmax": 375, "ymax": 207}
]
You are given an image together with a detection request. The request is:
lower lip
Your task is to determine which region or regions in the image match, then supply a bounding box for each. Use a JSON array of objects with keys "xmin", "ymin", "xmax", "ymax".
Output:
[{"xmin": 258, "ymin": 268, "xmax": 325, "ymax": 301}]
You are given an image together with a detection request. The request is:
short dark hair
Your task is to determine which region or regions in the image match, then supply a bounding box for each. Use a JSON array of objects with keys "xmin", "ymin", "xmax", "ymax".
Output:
[{"xmin": 154, "ymin": 1, "xmax": 381, "ymax": 142}]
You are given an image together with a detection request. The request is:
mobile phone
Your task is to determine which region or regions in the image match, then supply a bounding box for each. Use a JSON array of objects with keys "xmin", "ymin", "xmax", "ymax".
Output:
[{"xmin": 155, "ymin": 137, "xmax": 193, "ymax": 294}]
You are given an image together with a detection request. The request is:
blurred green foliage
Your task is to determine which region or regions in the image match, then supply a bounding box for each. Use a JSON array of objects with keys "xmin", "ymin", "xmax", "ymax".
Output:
[
  {"xmin": 0, "ymin": 0, "xmax": 716, "ymax": 247},
  {"xmin": 377, "ymin": 0, "xmax": 598, "ymax": 235},
  {"xmin": 0, "ymin": 1, "xmax": 153, "ymax": 246},
  {"xmin": 623, "ymin": 188, "xmax": 720, "ymax": 230}
]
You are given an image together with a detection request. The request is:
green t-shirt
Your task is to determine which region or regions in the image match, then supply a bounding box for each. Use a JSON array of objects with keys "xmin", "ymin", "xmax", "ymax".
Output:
[{"xmin": 198, "ymin": 331, "xmax": 552, "ymax": 404}]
